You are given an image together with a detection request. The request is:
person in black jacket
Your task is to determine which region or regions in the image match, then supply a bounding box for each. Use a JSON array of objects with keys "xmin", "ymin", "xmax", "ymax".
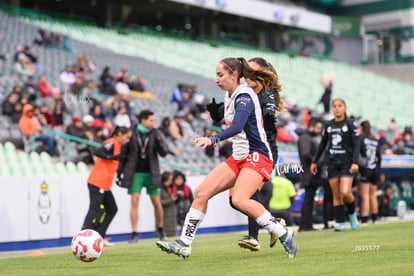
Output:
[
  {"xmin": 319, "ymin": 81, "xmax": 332, "ymax": 114},
  {"xmin": 118, "ymin": 110, "xmax": 172, "ymax": 243},
  {"xmin": 296, "ymin": 117, "xmax": 323, "ymax": 231},
  {"xmin": 206, "ymin": 57, "xmax": 284, "ymax": 251},
  {"xmin": 311, "ymin": 98, "xmax": 360, "ymax": 232}
]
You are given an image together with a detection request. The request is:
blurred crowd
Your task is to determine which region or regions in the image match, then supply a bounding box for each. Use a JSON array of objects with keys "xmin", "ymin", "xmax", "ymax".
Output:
[{"xmin": 1, "ymin": 29, "xmax": 413, "ymax": 166}]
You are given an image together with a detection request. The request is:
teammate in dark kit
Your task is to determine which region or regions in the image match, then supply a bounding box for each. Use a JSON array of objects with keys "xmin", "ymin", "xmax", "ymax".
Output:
[
  {"xmin": 358, "ymin": 120, "xmax": 381, "ymax": 225},
  {"xmin": 310, "ymin": 98, "xmax": 360, "ymax": 231}
]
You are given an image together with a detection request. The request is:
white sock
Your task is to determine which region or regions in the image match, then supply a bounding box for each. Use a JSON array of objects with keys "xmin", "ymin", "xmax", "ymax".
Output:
[
  {"xmin": 180, "ymin": 208, "xmax": 205, "ymax": 246},
  {"xmin": 256, "ymin": 210, "xmax": 287, "ymax": 237}
]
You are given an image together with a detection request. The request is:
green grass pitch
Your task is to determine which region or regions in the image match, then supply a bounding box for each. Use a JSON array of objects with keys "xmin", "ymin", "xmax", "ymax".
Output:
[{"xmin": 0, "ymin": 221, "xmax": 413, "ymax": 275}]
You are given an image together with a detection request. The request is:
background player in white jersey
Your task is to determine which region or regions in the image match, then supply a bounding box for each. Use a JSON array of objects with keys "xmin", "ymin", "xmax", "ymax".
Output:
[{"xmin": 156, "ymin": 57, "xmax": 297, "ymax": 259}]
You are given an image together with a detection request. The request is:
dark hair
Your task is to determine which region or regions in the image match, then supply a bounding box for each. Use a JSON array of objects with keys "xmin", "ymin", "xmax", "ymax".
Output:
[
  {"xmin": 173, "ymin": 170, "xmax": 186, "ymax": 182},
  {"xmin": 161, "ymin": 171, "xmax": 173, "ymax": 183},
  {"xmin": 360, "ymin": 120, "xmax": 374, "ymax": 139},
  {"xmin": 110, "ymin": 126, "xmax": 131, "ymax": 137},
  {"xmin": 308, "ymin": 117, "xmax": 321, "ymax": 128},
  {"xmin": 220, "ymin": 57, "xmax": 273, "ymax": 83},
  {"xmin": 138, "ymin": 109, "xmax": 154, "ymax": 123},
  {"xmin": 248, "ymin": 57, "xmax": 284, "ymax": 113}
]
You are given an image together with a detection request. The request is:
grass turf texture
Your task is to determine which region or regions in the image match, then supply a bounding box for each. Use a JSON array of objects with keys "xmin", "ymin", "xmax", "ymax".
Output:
[{"xmin": 0, "ymin": 221, "xmax": 413, "ymax": 275}]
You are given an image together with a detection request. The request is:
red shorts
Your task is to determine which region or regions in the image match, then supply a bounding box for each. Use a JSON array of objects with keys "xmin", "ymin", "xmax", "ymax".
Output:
[{"xmin": 225, "ymin": 152, "xmax": 273, "ymax": 182}]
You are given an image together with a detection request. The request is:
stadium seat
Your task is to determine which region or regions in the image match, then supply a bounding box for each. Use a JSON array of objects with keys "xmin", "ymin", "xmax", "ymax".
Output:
[
  {"xmin": 3, "ymin": 141, "xmax": 16, "ymax": 157},
  {"xmin": 29, "ymin": 151, "xmax": 40, "ymax": 163},
  {"xmin": 76, "ymin": 161, "xmax": 89, "ymax": 175},
  {"xmin": 54, "ymin": 162, "xmax": 68, "ymax": 176},
  {"xmin": 66, "ymin": 161, "xmax": 78, "ymax": 175}
]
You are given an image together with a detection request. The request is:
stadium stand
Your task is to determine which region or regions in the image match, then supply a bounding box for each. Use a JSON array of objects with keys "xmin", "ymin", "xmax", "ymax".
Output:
[
  {"xmin": 0, "ymin": 7, "xmax": 413, "ymax": 178},
  {"xmin": 11, "ymin": 10, "xmax": 414, "ymax": 129}
]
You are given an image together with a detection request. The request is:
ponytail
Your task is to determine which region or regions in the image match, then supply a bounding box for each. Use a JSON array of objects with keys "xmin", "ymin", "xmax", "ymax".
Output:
[{"xmin": 111, "ymin": 126, "xmax": 131, "ymax": 138}]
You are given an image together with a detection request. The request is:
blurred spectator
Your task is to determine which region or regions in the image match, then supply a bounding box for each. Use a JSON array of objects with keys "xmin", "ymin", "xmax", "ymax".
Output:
[
  {"xmin": 1, "ymin": 93, "xmax": 19, "ymax": 117},
  {"xmin": 59, "ymin": 65, "xmax": 76, "ymax": 90},
  {"xmin": 33, "ymin": 104, "xmax": 49, "ymax": 127},
  {"xmin": 387, "ymin": 118, "xmax": 400, "ymax": 140},
  {"xmin": 23, "ymin": 76, "xmax": 38, "ymax": 103},
  {"xmin": 62, "ymin": 36, "xmax": 72, "ymax": 53},
  {"xmin": 172, "ymin": 170, "xmax": 193, "ymax": 233},
  {"xmin": 45, "ymin": 90, "xmax": 67, "ymax": 127},
  {"xmin": 11, "ymin": 103, "xmax": 23, "ymax": 123},
  {"xmin": 159, "ymin": 117, "xmax": 172, "ymax": 140},
  {"xmin": 66, "ymin": 115, "xmax": 94, "ymax": 163},
  {"xmin": 66, "ymin": 116, "xmax": 87, "ymax": 139},
  {"xmin": 402, "ymin": 132, "xmax": 413, "ymax": 148},
  {"xmin": 268, "ymin": 174, "xmax": 296, "ymax": 226},
  {"xmin": 381, "ymin": 142, "xmax": 394, "ymax": 156},
  {"xmin": 378, "ymin": 184, "xmax": 397, "ymax": 217},
  {"xmin": 176, "ymin": 90, "xmax": 196, "ymax": 114},
  {"xmin": 99, "ymin": 66, "xmax": 116, "ymax": 95},
  {"xmin": 38, "ymin": 103, "xmax": 54, "ymax": 127},
  {"xmin": 18, "ymin": 104, "xmax": 57, "ymax": 157},
  {"xmin": 70, "ymin": 77, "xmax": 86, "ymax": 96},
  {"xmin": 296, "ymin": 117, "xmax": 323, "ymax": 231},
  {"xmin": 318, "ymin": 81, "xmax": 333, "ymax": 114},
  {"xmin": 394, "ymin": 140, "xmax": 406, "ymax": 155},
  {"xmin": 77, "ymin": 54, "xmax": 96, "ymax": 72},
  {"xmin": 171, "ymin": 83, "xmax": 184, "ymax": 104},
  {"xmin": 34, "ymin": 29, "xmax": 47, "ymax": 46},
  {"xmin": 82, "ymin": 114, "xmax": 104, "ymax": 142},
  {"xmin": 115, "ymin": 65, "xmax": 129, "ymax": 83},
  {"xmin": 277, "ymin": 120, "xmax": 294, "ymax": 143},
  {"xmin": 91, "ymin": 103, "xmax": 107, "ymax": 123},
  {"xmin": 180, "ymin": 110, "xmax": 196, "ymax": 138},
  {"xmin": 37, "ymin": 74, "xmax": 59, "ymax": 98},
  {"xmin": 205, "ymin": 128, "xmax": 232, "ymax": 158},
  {"xmin": 129, "ymin": 76, "xmax": 146, "ymax": 92},
  {"xmin": 376, "ymin": 129, "xmax": 387, "ymax": 146},
  {"xmin": 113, "ymin": 102, "xmax": 131, "ymax": 128},
  {"xmin": 169, "ymin": 114, "xmax": 188, "ymax": 140},
  {"xmin": 14, "ymin": 45, "xmax": 37, "ymax": 75},
  {"xmin": 160, "ymin": 171, "xmax": 177, "ymax": 238}
]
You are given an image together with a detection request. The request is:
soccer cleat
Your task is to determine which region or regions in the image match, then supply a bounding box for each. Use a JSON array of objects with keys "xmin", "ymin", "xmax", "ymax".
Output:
[
  {"xmin": 156, "ymin": 240, "xmax": 191, "ymax": 259},
  {"xmin": 269, "ymin": 233, "xmax": 278, "ymax": 248},
  {"xmin": 238, "ymin": 236, "xmax": 260, "ymax": 251},
  {"xmin": 334, "ymin": 222, "xmax": 346, "ymax": 232},
  {"xmin": 281, "ymin": 228, "xmax": 297, "ymax": 258},
  {"xmin": 128, "ymin": 233, "xmax": 138, "ymax": 244},
  {"xmin": 349, "ymin": 213, "xmax": 359, "ymax": 230},
  {"xmin": 270, "ymin": 217, "xmax": 286, "ymax": 248},
  {"xmin": 103, "ymin": 238, "xmax": 114, "ymax": 247}
]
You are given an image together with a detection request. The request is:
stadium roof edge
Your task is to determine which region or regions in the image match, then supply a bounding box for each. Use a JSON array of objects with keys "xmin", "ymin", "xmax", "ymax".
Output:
[{"xmin": 166, "ymin": 0, "xmax": 332, "ymax": 33}]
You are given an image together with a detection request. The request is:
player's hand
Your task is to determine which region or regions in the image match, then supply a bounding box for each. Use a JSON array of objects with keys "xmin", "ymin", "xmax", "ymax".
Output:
[
  {"xmin": 310, "ymin": 163, "xmax": 318, "ymax": 175},
  {"xmin": 115, "ymin": 171, "xmax": 124, "ymax": 187},
  {"xmin": 194, "ymin": 137, "xmax": 212, "ymax": 148},
  {"xmin": 206, "ymin": 98, "xmax": 224, "ymax": 122},
  {"xmin": 349, "ymin": 163, "xmax": 359, "ymax": 174}
]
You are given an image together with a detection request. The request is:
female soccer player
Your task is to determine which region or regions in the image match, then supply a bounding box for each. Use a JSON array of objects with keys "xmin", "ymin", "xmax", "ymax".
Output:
[
  {"xmin": 235, "ymin": 57, "xmax": 284, "ymax": 251},
  {"xmin": 81, "ymin": 126, "xmax": 132, "ymax": 246},
  {"xmin": 207, "ymin": 57, "xmax": 284, "ymax": 251},
  {"xmin": 156, "ymin": 57, "xmax": 297, "ymax": 259},
  {"xmin": 310, "ymin": 98, "xmax": 360, "ymax": 231},
  {"xmin": 358, "ymin": 120, "xmax": 381, "ymax": 225}
]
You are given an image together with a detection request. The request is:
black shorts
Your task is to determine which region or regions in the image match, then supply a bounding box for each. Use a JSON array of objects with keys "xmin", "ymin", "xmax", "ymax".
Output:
[
  {"xmin": 328, "ymin": 165, "xmax": 353, "ymax": 180},
  {"xmin": 359, "ymin": 168, "xmax": 378, "ymax": 184}
]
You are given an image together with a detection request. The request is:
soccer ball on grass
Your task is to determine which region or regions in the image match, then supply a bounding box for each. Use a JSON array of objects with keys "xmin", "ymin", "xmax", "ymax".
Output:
[{"xmin": 71, "ymin": 229, "xmax": 104, "ymax": 262}]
